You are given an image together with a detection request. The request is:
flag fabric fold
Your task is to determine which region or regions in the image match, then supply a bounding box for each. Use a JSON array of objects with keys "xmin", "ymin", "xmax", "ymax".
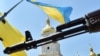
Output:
[{"xmin": 27, "ymin": 0, "xmax": 73, "ymax": 24}]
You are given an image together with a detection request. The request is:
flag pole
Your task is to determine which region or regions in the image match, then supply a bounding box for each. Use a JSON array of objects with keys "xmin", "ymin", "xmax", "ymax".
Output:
[{"xmin": 0, "ymin": 0, "xmax": 23, "ymax": 23}]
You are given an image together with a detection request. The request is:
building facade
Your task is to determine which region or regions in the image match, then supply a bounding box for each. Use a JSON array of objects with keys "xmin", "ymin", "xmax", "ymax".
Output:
[{"xmin": 39, "ymin": 18, "xmax": 62, "ymax": 56}]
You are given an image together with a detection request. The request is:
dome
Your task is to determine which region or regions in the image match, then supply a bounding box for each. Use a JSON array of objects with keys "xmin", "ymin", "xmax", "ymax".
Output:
[
  {"xmin": 41, "ymin": 18, "xmax": 55, "ymax": 35},
  {"xmin": 90, "ymin": 47, "xmax": 96, "ymax": 56}
]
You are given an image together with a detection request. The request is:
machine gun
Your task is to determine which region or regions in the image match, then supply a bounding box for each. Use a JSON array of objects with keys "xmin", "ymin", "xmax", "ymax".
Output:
[
  {"xmin": 4, "ymin": 9, "xmax": 100, "ymax": 54},
  {"xmin": 0, "ymin": 0, "xmax": 23, "ymax": 23}
]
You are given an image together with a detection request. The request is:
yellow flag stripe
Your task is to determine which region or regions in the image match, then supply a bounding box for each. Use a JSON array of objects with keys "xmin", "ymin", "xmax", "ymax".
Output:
[
  {"xmin": 0, "ymin": 12, "xmax": 27, "ymax": 56},
  {"xmin": 41, "ymin": 6, "xmax": 65, "ymax": 24}
]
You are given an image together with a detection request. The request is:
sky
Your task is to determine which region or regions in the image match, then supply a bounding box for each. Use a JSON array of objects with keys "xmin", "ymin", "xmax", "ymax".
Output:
[{"xmin": 0, "ymin": 0, "xmax": 100, "ymax": 56}]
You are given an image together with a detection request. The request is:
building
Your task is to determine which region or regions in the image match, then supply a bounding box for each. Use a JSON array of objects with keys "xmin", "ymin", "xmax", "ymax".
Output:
[
  {"xmin": 90, "ymin": 45, "xmax": 96, "ymax": 56},
  {"xmin": 38, "ymin": 18, "xmax": 99, "ymax": 56},
  {"xmin": 39, "ymin": 18, "xmax": 62, "ymax": 56}
]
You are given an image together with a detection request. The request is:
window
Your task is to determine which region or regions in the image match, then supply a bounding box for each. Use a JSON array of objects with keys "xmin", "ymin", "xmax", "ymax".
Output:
[{"xmin": 47, "ymin": 46, "xmax": 50, "ymax": 50}]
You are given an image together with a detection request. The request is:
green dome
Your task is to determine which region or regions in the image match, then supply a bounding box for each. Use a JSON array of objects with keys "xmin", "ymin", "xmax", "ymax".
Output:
[{"xmin": 97, "ymin": 54, "xmax": 100, "ymax": 56}]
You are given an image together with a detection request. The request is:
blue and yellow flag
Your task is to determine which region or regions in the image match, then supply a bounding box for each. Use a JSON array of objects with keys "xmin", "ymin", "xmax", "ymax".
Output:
[{"xmin": 27, "ymin": 0, "xmax": 73, "ymax": 24}]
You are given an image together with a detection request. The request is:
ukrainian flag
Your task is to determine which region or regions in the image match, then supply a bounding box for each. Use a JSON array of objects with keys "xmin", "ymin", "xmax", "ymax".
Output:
[{"xmin": 27, "ymin": 0, "xmax": 73, "ymax": 24}]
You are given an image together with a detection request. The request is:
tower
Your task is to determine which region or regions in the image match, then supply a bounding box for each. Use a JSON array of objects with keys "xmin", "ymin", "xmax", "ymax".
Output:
[
  {"xmin": 89, "ymin": 44, "xmax": 96, "ymax": 56},
  {"xmin": 39, "ymin": 18, "xmax": 62, "ymax": 56}
]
